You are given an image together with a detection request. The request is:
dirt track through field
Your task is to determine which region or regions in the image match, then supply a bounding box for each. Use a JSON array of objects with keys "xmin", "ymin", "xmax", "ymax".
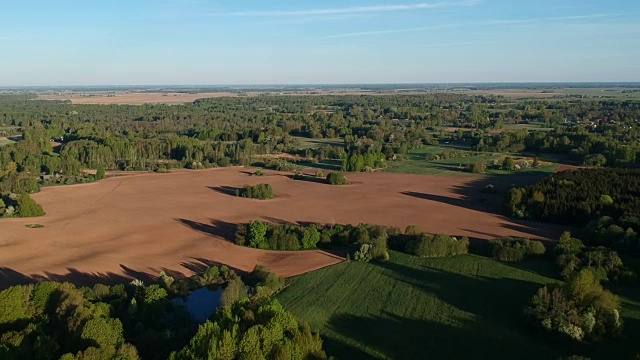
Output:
[{"xmin": 0, "ymin": 168, "xmax": 566, "ymax": 288}]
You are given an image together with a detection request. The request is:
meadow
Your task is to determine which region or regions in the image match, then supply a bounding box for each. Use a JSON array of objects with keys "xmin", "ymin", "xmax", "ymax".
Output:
[
  {"xmin": 277, "ymin": 251, "xmax": 640, "ymax": 359},
  {"xmin": 385, "ymin": 146, "xmax": 559, "ymax": 176}
]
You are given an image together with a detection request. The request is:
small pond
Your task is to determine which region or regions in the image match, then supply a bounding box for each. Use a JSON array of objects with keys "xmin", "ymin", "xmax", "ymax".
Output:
[{"xmin": 173, "ymin": 287, "xmax": 222, "ymax": 323}]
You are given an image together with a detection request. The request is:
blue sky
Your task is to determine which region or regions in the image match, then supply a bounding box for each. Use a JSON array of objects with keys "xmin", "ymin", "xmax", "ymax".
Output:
[{"xmin": 1, "ymin": 0, "xmax": 639, "ymax": 85}]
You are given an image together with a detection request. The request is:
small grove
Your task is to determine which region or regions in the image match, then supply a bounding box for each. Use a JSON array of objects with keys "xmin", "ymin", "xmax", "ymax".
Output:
[
  {"xmin": 235, "ymin": 184, "xmax": 274, "ymax": 200},
  {"xmin": 235, "ymin": 221, "xmax": 475, "ymax": 262}
]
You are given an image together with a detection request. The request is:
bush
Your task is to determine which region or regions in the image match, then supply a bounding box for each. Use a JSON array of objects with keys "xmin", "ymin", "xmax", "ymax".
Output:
[
  {"xmin": 16, "ymin": 194, "xmax": 45, "ymax": 218},
  {"xmin": 220, "ymin": 277, "xmax": 247, "ymax": 308},
  {"xmin": 490, "ymin": 237, "xmax": 546, "ymax": 262},
  {"xmin": 326, "ymin": 173, "xmax": 348, "ymax": 185},
  {"xmin": 236, "ymin": 184, "xmax": 274, "ymax": 200},
  {"xmin": 95, "ymin": 166, "xmax": 105, "ymax": 180}
]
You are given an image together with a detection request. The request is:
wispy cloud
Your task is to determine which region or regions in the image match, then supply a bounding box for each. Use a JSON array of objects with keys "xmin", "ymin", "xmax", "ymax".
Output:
[
  {"xmin": 318, "ymin": 24, "xmax": 462, "ymax": 39},
  {"xmin": 546, "ymin": 14, "xmax": 618, "ymax": 21},
  {"xmin": 211, "ymin": 1, "xmax": 479, "ymax": 17},
  {"xmin": 318, "ymin": 13, "xmax": 621, "ymax": 39}
]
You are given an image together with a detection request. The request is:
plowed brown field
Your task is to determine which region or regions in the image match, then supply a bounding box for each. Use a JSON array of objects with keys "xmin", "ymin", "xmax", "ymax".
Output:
[{"xmin": 0, "ymin": 168, "xmax": 566, "ymax": 288}]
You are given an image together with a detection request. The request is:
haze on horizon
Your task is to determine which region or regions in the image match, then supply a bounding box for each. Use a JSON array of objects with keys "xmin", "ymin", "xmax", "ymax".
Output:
[{"xmin": 1, "ymin": 0, "xmax": 639, "ymax": 86}]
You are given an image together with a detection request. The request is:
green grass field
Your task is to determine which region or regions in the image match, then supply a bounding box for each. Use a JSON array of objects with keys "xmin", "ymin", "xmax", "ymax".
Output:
[
  {"xmin": 293, "ymin": 136, "xmax": 344, "ymax": 150},
  {"xmin": 277, "ymin": 252, "xmax": 640, "ymax": 359},
  {"xmin": 385, "ymin": 146, "xmax": 559, "ymax": 176}
]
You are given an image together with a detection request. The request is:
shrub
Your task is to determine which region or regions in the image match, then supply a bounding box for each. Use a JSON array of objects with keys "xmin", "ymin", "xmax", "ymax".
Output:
[
  {"xmin": 490, "ymin": 237, "xmax": 546, "ymax": 262},
  {"xmin": 326, "ymin": 173, "xmax": 348, "ymax": 185},
  {"xmin": 16, "ymin": 194, "xmax": 45, "ymax": 218},
  {"xmin": 236, "ymin": 184, "xmax": 274, "ymax": 200},
  {"xmin": 95, "ymin": 166, "xmax": 105, "ymax": 180},
  {"xmin": 220, "ymin": 277, "xmax": 247, "ymax": 307}
]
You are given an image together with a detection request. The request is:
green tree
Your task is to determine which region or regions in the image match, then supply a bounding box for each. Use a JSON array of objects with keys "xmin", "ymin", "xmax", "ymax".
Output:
[
  {"xmin": 248, "ymin": 221, "xmax": 267, "ymax": 249},
  {"xmin": 301, "ymin": 225, "xmax": 321, "ymax": 249},
  {"xmin": 95, "ymin": 165, "xmax": 105, "ymax": 180},
  {"xmin": 16, "ymin": 194, "xmax": 45, "ymax": 217},
  {"xmin": 502, "ymin": 157, "xmax": 516, "ymax": 171}
]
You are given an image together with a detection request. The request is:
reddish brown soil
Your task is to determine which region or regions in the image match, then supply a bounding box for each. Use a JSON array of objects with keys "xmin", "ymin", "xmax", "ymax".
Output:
[
  {"xmin": 38, "ymin": 92, "xmax": 241, "ymax": 105},
  {"xmin": 0, "ymin": 168, "xmax": 567, "ymax": 288}
]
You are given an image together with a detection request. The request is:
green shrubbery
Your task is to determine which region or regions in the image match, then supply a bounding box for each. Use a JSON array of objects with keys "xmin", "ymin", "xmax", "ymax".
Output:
[
  {"xmin": 16, "ymin": 194, "xmax": 45, "ymax": 217},
  {"xmin": 490, "ymin": 237, "xmax": 546, "ymax": 262},
  {"xmin": 405, "ymin": 233, "xmax": 470, "ymax": 258},
  {"xmin": 326, "ymin": 172, "xmax": 348, "ymax": 185},
  {"xmin": 555, "ymin": 232, "xmax": 636, "ymax": 283},
  {"xmin": 170, "ymin": 298, "xmax": 326, "ymax": 360},
  {"xmin": 235, "ymin": 183, "xmax": 274, "ymax": 200},
  {"xmin": 525, "ymin": 269, "xmax": 623, "ymax": 342}
]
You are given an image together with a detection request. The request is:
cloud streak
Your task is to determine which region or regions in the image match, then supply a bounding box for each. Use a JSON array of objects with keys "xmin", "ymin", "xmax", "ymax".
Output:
[
  {"xmin": 211, "ymin": 1, "xmax": 479, "ymax": 17},
  {"xmin": 318, "ymin": 13, "xmax": 621, "ymax": 39}
]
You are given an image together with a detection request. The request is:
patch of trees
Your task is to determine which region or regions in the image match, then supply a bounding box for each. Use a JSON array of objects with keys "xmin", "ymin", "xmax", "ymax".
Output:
[
  {"xmin": 0, "ymin": 263, "xmax": 298, "ymax": 360},
  {"xmin": 169, "ymin": 298, "xmax": 326, "ymax": 360},
  {"xmin": 235, "ymin": 221, "xmax": 390, "ymax": 261},
  {"xmin": 505, "ymin": 168, "xmax": 640, "ymax": 252},
  {"xmin": 342, "ymin": 151, "xmax": 387, "ymax": 172},
  {"xmin": 235, "ymin": 184, "xmax": 274, "ymax": 200},
  {"xmin": 388, "ymin": 226, "xmax": 470, "ymax": 258},
  {"xmin": 326, "ymin": 172, "xmax": 348, "ymax": 185},
  {"xmin": 525, "ymin": 269, "xmax": 623, "ymax": 342},
  {"xmin": 489, "ymin": 237, "xmax": 546, "ymax": 262},
  {"xmin": 0, "ymin": 193, "xmax": 44, "ymax": 218},
  {"xmin": 554, "ymin": 232, "xmax": 636, "ymax": 284},
  {"xmin": 405, "ymin": 233, "xmax": 469, "ymax": 258}
]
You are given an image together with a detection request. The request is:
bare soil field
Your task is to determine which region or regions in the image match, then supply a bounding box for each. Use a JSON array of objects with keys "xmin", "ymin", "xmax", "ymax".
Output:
[
  {"xmin": 0, "ymin": 168, "xmax": 567, "ymax": 288},
  {"xmin": 38, "ymin": 92, "xmax": 241, "ymax": 105},
  {"xmin": 459, "ymin": 90, "xmax": 560, "ymax": 99}
]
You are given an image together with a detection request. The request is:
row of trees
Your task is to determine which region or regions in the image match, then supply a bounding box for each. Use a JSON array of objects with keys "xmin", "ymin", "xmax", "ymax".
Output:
[{"xmin": 236, "ymin": 222, "xmax": 390, "ymax": 261}]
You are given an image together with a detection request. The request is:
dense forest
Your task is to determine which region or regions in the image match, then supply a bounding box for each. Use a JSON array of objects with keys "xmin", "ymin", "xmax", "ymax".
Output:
[{"xmin": 505, "ymin": 168, "xmax": 640, "ymax": 252}]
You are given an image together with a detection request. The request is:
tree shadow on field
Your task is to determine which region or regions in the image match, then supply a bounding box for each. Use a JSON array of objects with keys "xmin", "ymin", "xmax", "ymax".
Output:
[
  {"xmin": 207, "ymin": 185, "xmax": 240, "ymax": 196},
  {"xmin": 325, "ymin": 313, "xmax": 528, "ymax": 360},
  {"xmin": 284, "ymin": 174, "xmax": 330, "ymax": 185},
  {"xmin": 318, "ymin": 258, "xmax": 603, "ymax": 360},
  {"xmin": 401, "ymin": 182, "xmax": 569, "ymax": 241},
  {"xmin": 179, "ymin": 257, "xmax": 246, "ymax": 276},
  {"xmin": 176, "ymin": 218, "xmax": 238, "ymax": 240},
  {"xmin": 0, "ymin": 266, "xmax": 157, "ymax": 290}
]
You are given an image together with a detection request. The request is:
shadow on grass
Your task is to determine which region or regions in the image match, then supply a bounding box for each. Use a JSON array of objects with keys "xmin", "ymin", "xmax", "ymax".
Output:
[{"xmin": 296, "ymin": 160, "xmax": 343, "ymax": 172}]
